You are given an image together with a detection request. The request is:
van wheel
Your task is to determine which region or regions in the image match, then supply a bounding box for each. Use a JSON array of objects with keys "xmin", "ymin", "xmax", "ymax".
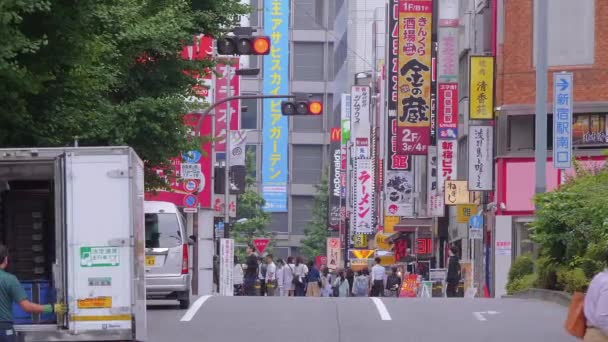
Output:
[{"xmin": 179, "ymin": 298, "xmax": 190, "ymax": 309}]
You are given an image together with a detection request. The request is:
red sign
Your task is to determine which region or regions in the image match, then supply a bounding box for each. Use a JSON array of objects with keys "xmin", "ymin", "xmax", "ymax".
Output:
[
  {"xmin": 253, "ymin": 238, "xmax": 271, "ymax": 254},
  {"xmin": 315, "ymin": 256, "xmax": 327, "ymax": 269},
  {"xmin": 388, "ymin": 117, "xmax": 411, "ymax": 170},
  {"xmin": 438, "ymin": 83, "xmax": 458, "ymax": 140},
  {"xmin": 214, "ymin": 60, "xmax": 240, "ymax": 153},
  {"xmin": 330, "ymin": 128, "xmax": 341, "ymax": 142},
  {"xmin": 394, "ymin": 239, "xmax": 409, "ymax": 261},
  {"xmin": 399, "ymin": 274, "xmax": 419, "ymax": 298},
  {"xmin": 416, "ymin": 238, "xmax": 433, "ymax": 255},
  {"xmin": 397, "ymin": 126, "xmax": 430, "ymax": 155}
]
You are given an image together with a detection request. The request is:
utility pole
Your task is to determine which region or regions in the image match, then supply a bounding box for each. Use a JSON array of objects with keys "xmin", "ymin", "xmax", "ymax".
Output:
[
  {"xmin": 535, "ymin": 0, "xmax": 548, "ymax": 195},
  {"xmin": 224, "ymin": 65, "xmax": 234, "ymax": 238}
]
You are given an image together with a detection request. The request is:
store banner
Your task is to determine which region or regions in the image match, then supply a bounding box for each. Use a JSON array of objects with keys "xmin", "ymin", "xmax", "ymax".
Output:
[
  {"xmin": 219, "ymin": 238, "xmax": 234, "ymax": 296},
  {"xmin": 351, "ymin": 86, "xmax": 371, "ymax": 159},
  {"xmin": 229, "ymin": 130, "xmax": 247, "ymax": 166},
  {"xmin": 430, "ymin": 41, "xmax": 438, "ymax": 146},
  {"xmin": 385, "ymin": 170, "xmax": 414, "ymax": 217},
  {"xmin": 388, "ymin": 117, "xmax": 412, "ymax": 170},
  {"xmin": 573, "ymin": 113, "xmax": 607, "ymax": 146},
  {"xmin": 261, "ymin": 0, "xmax": 289, "ymax": 212},
  {"xmin": 469, "ymin": 56, "xmax": 495, "ymax": 120},
  {"xmin": 456, "ymin": 204, "xmax": 477, "ymax": 223},
  {"xmin": 182, "ymin": 35, "xmax": 214, "ymax": 107},
  {"xmin": 354, "ymin": 159, "xmax": 375, "ymax": 234},
  {"xmin": 329, "ymin": 128, "xmax": 342, "ymax": 230},
  {"xmin": 468, "ymin": 126, "xmax": 494, "ymax": 190},
  {"xmin": 388, "ymin": 0, "xmax": 399, "ymax": 110},
  {"xmin": 438, "ymin": 140, "xmax": 458, "ymax": 197},
  {"xmin": 445, "ymin": 180, "xmax": 469, "ymax": 205},
  {"xmin": 327, "ymin": 238, "xmax": 341, "ymax": 270},
  {"xmin": 213, "ymin": 194, "xmax": 237, "ymax": 218},
  {"xmin": 438, "ymin": 83, "xmax": 459, "ymax": 140},
  {"xmin": 439, "ymin": 0, "xmax": 459, "ymax": 27},
  {"xmin": 427, "ymin": 146, "xmax": 444, "ymax": 217},
  {"xmin": 341, "ymin": 94, "xmax": 351, "ymax": 228},
  {"xmin": 437, "ymin": 28, "xmax": 459, "ymax": 81},
  {"xmin": 397, "ymin": 0, "xmax": 433, "ymax": 155},
  {"xmin": 214, "ymin": 60, "xmax": 241, "ymax": 154}
]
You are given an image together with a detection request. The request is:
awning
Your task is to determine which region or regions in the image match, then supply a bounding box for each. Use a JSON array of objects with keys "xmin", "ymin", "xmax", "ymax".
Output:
[{"xmin": 394, "ymin": 217, "xmax": 433, "ymax": 232}]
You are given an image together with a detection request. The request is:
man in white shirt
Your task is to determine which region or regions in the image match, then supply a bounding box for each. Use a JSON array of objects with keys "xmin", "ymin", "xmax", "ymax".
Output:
[
  {"xmin": 370, "ymin": 257, "xmax": 386, "ymax": 297},
  {"xmin": 265, "ymin": 254, "xmax": 277, "ymax": 296}
]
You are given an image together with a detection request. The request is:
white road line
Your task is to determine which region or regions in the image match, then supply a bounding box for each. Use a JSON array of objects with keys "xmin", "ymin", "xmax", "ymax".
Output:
[
  {"xmin": 473, "ymin": 312, "xmax": 487, "ymax": 321},
  {"xmin": 180, "ymin": 295, "xmax": 212, "ymax": 322},
  {"xmin": 370, "ymin": 297, "xmax": 392, "ymax": 321}
]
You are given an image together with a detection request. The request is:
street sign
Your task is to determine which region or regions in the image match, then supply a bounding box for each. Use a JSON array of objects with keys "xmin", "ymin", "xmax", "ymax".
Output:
[
  {"xmin": 252, "ymin": 238, "xmax": 270, "ymax": 254},
  {"xmin": 184, "ymin": 179, "xmax": 199, "ymax": 193},
  {"xmin": 469, "ymin": 229, "xmax": 483, "ymax": 240},
  {"xmin": 469, "ymin": 215, "xmax": 483, "ymax": 229},
  {"xmin": 183, "ymin": 194, "xmax": 198, "ymax": 208},
  {"xmin": 553, "ymin": 72, "xmax": 573, "ymax": 169}
]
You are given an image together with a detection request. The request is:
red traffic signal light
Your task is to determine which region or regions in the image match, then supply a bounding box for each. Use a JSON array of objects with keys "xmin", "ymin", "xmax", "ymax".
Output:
[
  {"xmin": 308, "ymin": 101, "xmax": 323, "ymax": 115},
  {"xmin": 252, "ymin": 37, "xmax": 270, "ymax": 55},
  {"xmin": 217, "ymin": 36, "xmax": 271, "ymax": 55},
  {"xmin": 281, "ymin": 101, "xmax": 323, "ymax": 116}
]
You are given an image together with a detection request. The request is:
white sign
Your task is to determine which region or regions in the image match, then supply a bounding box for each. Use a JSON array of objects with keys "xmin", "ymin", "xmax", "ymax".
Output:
[
  {"xmin": 553, "ymin": 72, "xmax": 573, "ymax": 169},
  {"xmin": 427, "ymin": 146, "xmax": 444, "ymax": 217},
  {"xmin": 342, "ymin": 93, "xmax": 352, "ymax": 119},
  {"xmin": 385, "ymin": 171, "xmax": 414, "ymax": 217},
  {"xmin": 351, "ymin": 86, "xmax": 371, "ymax": 159},
  {"xmin": 429, "ymin": 268, "xmax": 447, "ymax": 282},
  {"xmin": 439, "ymin": 0, "xmax": 460, "ymax": 26},
  {"xmin": 219, "ymin": 238, "xmax": 234, "ymax": 296},
  {"xmin": 468, "ymin": 126, "xmax": 494, "ymax": 190},
  {"xmin": 229, "ymin": 130, "xmax": 247, "ymax": 166},
  {"xmin": 353, "ymin": 159, "xmax": 374, "ymax": 234},
  {"xmin": 181, "ymin": 163, "xmax": 202, "ymax": 180},
  {"xmin": 327, "ymin": 238, "xmax": 342, "ymax": 270},
  {"xmin": 438, "ymin": 140, "xmax": 458, "ymax": 196},
  {"xmin": 213, "ymin": 194, "xmax": 237, "ymax": 217},
  {"xmin": 437, "ymin": 28, "xmax": 459, "ymax": 81},
  {"xmin": 495, "ymin": 240, "xmax": 512, "ymax": 256},
  {"xmin": 469, "ymin": 228, "xmax": 483, "ymax": 240}
]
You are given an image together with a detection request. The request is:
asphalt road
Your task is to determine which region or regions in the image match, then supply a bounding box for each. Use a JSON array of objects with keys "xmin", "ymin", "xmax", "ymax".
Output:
[{"xmin": 146, "ymin": 296, "xmax": 576, "ymax": 342}]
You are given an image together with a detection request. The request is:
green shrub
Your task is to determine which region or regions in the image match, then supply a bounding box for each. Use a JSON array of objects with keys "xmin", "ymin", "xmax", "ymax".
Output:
[
  {"xmin": 535, "ymin": 256, "xmax": 560, "ymax": 290},
  {"xmin": 556, "ymin": 267, "xmax": 588, "ymax": 293},
  {"xmin": 508, "ymin": 255, "xmax": 534, "ymax": 283},
  {"xmin": 507, "ymin": 273, "xmax": 537, "ymax": 295}
]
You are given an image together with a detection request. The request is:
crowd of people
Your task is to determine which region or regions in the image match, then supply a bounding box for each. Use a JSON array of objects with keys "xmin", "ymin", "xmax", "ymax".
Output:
[{"xmin": 230, "ymin": 245, "xmax": 404, "ymax": 297}]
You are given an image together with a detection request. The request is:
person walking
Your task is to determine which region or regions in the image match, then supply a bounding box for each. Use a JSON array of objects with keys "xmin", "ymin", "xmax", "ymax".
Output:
[
  {"xmin": 446, "ymin": 246, "xmax": 461, "ymax": 298},
  {"xmin": 265, "ymin": 254, "xmax": 277, "ymax": 296},
  {"xmin": 0, "ymin": 245, "xmax": 66, "ymax": 341},
  {"xmin": 320, "ymin": 266, "xmax": 333, "ymax": 297},
  {"xmin": 584, "ymin": 268, "xmax": 608, "ymax": 341},
  {"xmin": 233, "ymin": 256, "xmax": 244, "ymax": 296},
  {"xmin": 352, "ymin": 269, "xmax": 371, "ymax": 297},
  {"xmin": 333, "ymin": 270, "xmax": 350, "ymax": 297},
  {"xmin": 243, "ymin": 245, "xmax": 259, "ymax": 296},
  {"xmin": 258, "ymin": 256, "xmax": 268, "ymax": 296},
  {"xmin": 212, "ymin": 255, "xmax": 219, "ymax": 294},
  {"xmin": 293, "ymin": 257, "xmax": 308, "ymax": 297},
  {"xmin": 346, "ymin": 267, "xmax": 355, "ymax": 294},
  {"xmin": 305, "ymin": 261, "xmax": 321, "ymax": 297},
  {"xmin": 275, "ymin": 259, "xmax": 285, "ymax": 296},
  {"xmin": 283, "ymin": 256, "xmax": 296, "ymax": 296},
  {"xmin": 385, "ymin": 266, "xmax": 402, "ymax": 297},
  {"xmin": 370, "ymin": 257, "xmax": 386, "ymax": 297}
]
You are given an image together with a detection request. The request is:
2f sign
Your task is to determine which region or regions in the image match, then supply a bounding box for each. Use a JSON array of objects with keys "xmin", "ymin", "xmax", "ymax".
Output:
[{"xmin": 397, "ymin": 127, "xmax": 430, "ymax": 155}]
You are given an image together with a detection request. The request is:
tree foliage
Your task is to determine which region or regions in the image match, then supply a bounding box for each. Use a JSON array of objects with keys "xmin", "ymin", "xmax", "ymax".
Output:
[
  {"xmin": 0, "ymin": 0, "xmax": 248, "ymax": 189},
  {"xmin": 300, "ymin": 172, "xmax": 331, "ymax": 260}
]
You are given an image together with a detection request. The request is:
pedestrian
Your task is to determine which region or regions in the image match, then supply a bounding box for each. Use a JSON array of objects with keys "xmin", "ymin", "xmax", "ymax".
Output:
[
  {"xmin": 212, "ymin": 255, "xmax": 219, "ymax": 294},
  {"xmin": 306, "ymin": 261, "xmax": 321, "ymax": 297},
  {"xmin": 320, "ymin": 266, "xmax": 333, "ymax": 297},
  {"xmin": 352, "ymin": 269, "xmax": 370, "ymax": 297},
  {"xmin": 583, "ymin": 267, "xmax": 608, "ymax": 341},
  {"xmin": 446, "ymin": 246, "xmax": 461, "ymax": 298},
  {"xmin": 293, "ymin": 257, "xmax": 308, "ymax": 297},
  {"xmin": 243, "ymin": 245, "xmax": 259, "ymax": 296},
  {"xmin": 370, "ymin": 257, "xmax": 386, "ymax": 297},
  {"xmin": 345, "ymin": 267, "xmax": 355, "ymax": 294},
  {"xmin": 333, "ymin": 270, "xmax": 350, "ymax": 297},
  {"xmin": 275, "ymin": 259, "xmax": 285, "ymax": 296},
  {"xmin": 265, "ymin": 254, "xmax": 277, "ymax": 296},
  {"xmin": 386, "ymin": 267, "xmax": 402, "ymax": 297},
  {"xmin": 283, "ymin": 256, "xmax": 296, "ymax": 296},
  {"xmin": 258, "ymin": 256, "xmax": 267, "ymax": 296},
  {"xmin": 0, "ymin": 245, "xmax": 66, "ymax": 341},
  {"xmin": 233, "ymin": 256, "xmax": 244, "ymax": 296}
]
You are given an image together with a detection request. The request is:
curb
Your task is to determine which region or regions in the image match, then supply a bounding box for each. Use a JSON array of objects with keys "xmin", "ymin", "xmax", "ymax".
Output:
[{"xmin": 502, "ymin": 288, "xmax": 571, "ymax": 307}]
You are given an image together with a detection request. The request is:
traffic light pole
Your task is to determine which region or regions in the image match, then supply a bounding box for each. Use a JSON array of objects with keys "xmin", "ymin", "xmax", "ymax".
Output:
[{"xmin": 224, "ymin": 65, "xmax": 234, "ymax": 238}]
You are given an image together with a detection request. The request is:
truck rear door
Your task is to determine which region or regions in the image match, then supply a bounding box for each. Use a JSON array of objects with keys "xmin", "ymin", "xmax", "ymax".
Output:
[{"xmin": 63, "ymin": 151, "xmax": 138, "ymax": 336}]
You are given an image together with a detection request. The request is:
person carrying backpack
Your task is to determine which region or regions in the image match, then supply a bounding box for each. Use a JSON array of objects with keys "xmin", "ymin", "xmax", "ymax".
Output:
[{"xmin": 352, "ymin": 269, "xmax": 370, "ymax": 297}]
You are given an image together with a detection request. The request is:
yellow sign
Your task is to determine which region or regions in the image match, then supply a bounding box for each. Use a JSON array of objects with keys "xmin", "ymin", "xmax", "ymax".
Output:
[
  {"xmin": 456, "ymin": 204, "xmax": 477, "ymax": 223},
  {"xmin": 397, "ymin": 0, "xmax": 433, "ymax": 128},
  {"xmin": 77, "ymin": 297, "xmax": 112, "ymax": 309},
  {"xmin": 353, "ymin": 234, "xmax": 368, "ymax": 248},
  {"xmin": 384, "ymin": 216, "xmax": 400, "ymax": 234},
  {"xmin": 444, "ymin": 180, "xmax": 469, "ymax": 205},
  {"xmin": 469, "ymin": 56, "xmax": 495, "ymax": 120},
  {"xmin": 350, "ymin": 249, "xmax": 375, "ymax": 260},
  {"xmin": 145, "ymin": 255, "xmax": 155, "ymax": 266},
  {"xmin": 375, "ymin": 233, "xmax": 392, "ymax": 251},
  {"xmin": 379, "ymin": 255, "xmax": 396, "ymax": 266}
]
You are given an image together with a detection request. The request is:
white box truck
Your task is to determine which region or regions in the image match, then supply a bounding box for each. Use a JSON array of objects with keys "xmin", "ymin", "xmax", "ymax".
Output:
[{"xmin": 0, "ymin": 147, "xmax": 146, "ymax": 341}]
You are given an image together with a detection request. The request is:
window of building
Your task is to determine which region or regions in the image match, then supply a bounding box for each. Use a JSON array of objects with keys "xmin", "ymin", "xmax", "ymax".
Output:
[
  {"xmin": 507, "ymin": 115, "xmax": 534, "ymax": 152},
  {"xmin": 293, "ymin": 42, "xmax": 325, "ymax": 81},
  {"xmin": 533, "ymin": 0, "xmax": 594, "ymax": 66},
  {"xmin": 241, "ymin": 97, "xmax": 258, "ymax": 129},
  {"xmin": 268, "ymin": 212, "xmax": 288, "ymax": 233},
  {"xmin": 292, "ymin": 145, "xmax": 323, "ymax": 184},
  {"xmin": 292, "ymin": 93, "xmax": 324, "ymax": 132},
  {"xmin": 291, "ymin": 196, "xmax": 315, "ymax": 235},
  {"xmin": 328, "ymin": 0, "xmax": 335, "ymax": 30},
  {"xmin": 293, "ymin": 0, "xmax": 324, "ymax": 30},
  {"xmin": 270, "ymin": 247, "xmax": 289, "ymax": 260},
  {"xmin": 327, "ymin": 43, "xmax": 335, "ymax": 81},
  {"xmin": 245, "ymin": 144, "xmax": 257, "ymax": 179}
]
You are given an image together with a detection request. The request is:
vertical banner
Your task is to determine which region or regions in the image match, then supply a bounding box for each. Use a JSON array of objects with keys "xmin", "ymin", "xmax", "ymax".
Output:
[
  {"xmin": 388, "ymin": 118, "xmax": 412, "ymax": 170},
  {"xmin": 219, "ymin": 238, "xmax": 234, "ymax": 296},
  {"xmin": 385, "ymin": 170, "xmax": 414, "ymax": 216},
  {"xmin": 262, "ymin": 0, "xmax": 289, "ymax": 212},
  {"xmin": 437, "ymin": 29, "xmax": 459, "ymax": 80},
  {"xmin": 341, "ymin": 94, "xmax": 351, "ymax": 230},
  {"xmin": 468, "ymin": 126, "xmax": 494, "ymax": 190},
  {"xmin": 351, "ymin": 86, "xmax": 371, "ymax": 159},
  {"xmin": 469, "ymin": 56, "xmax": 495, "ymax": 120},
  {"xmin": 438, "ymin": 140, "xmax": 458, "ymax": 196},
  {"xmin": 553, "ymin": 72, "xmax": 573, "ymax": 169},
  {"xmin": 354, "ymin": 159, "xmax": 375, "ymax": 234},
  {"xmin": 430, "ymin": 41, "xmax": 438, "ymax": 146},
  {"xmin": 438, "ymin": 83, "xmax": 459, "ymax": 139},
  {"xmin": 329, "ymin": 128, "xmax": 342, "ymax": 230},
  {"xmin": 214, "ymin": 60, "xmax": 241, "ymax": 154},
  {"xmin": 438, "ymin": 0, "xmax": 460, "ymax": 26},
  {"xmin": 427, "ymin": 146, "xmax": 444, "ymax": 216},
  {"xmin": 388, "ymin": 0, "xmax": 399, "ymax": 111},
  {"xmin": 327, "ymin": 238, "xmax": 342, "ymax": 270},
  {"xmin": 229, "ymin": 130, "xmax": 247, "ymax": 166},
  {"xmin": 397, "ymin": 0, "xmax": 433, "ymax": 155}
]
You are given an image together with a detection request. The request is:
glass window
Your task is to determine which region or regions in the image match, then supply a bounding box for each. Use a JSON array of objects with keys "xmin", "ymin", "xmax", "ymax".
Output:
[
  {"xmin": 268, "ymin": 212, "xmax": 288, "ymax": 233},
  {"xmin": 327, "ymin": 43, "xmax": 335, "ymax": 81},
  {"xmin": 291, "ymin": 196, "xmax": 315, "ymax": 235},
  {"xmin": 293, "ymin": 42, "xmax": 325, "ymax": 81},
  {"xmin": 292, "ymin": 145, "xmax": 323, "ymax": 184},
  {"xmin": 241, "ymin": 97, "xmax": 258, "ymax": 129},
  {"xmin": 293, "ymin": 0, "xmax": 323, "ymax": 30},
  {"xmin": 328, "ymin": 0, "xmax": 335, "ymax": 30},
  {"xmin": 145, "ymin": 213, "xmax": 181, "ymax": 248},
  {"xmin": 245, "ymin": 144, "xmax": 257, "ymax": 179}
]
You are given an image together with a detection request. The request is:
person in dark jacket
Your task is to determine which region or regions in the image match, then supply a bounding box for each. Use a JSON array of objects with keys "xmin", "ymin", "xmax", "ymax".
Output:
[
  {"xmin": 386, "ymin": 267, "xmax": 402, "ymax": 297},
  {"xmin": 243, "ymin": 245, "xmax": 259, "ymax": 296},
  {"xmin": 446, "ymin": 246, "xmax": 461, "ymax": 298}
]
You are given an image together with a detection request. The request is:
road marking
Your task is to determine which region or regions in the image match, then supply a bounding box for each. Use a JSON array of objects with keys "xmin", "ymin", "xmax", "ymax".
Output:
[
  {"xmin": 180, "ymin": 295, "xmax": 212, "ymax": 322},
  {"xmin": 473, "ymin": 312, "xmax": 487, "ymax": 321},
  {"xmin": 370, "ymin": 297, "xmax": 392, "ymax": 321}
]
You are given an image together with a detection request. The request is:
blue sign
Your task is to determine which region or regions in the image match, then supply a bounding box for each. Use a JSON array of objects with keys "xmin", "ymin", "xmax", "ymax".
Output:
[
  {"xmin": 215, "ymin": 221, "xmax": 224, "ymax": 231},
  {"xmin": 261, "ymin": 0, "xmax": 289, "ymax": 212},
  {"xmin": 182, "ymin": 150, "xmax": 201, "ymax": 163},
  {"xmin": 469, "ymin": 215, "xmax": 483, "ymax": 229},
  {"xmin": 553, "ymin": 72, "xmax": 573, "ymax": 169},
  {"xmin": 184, "ymin": 194, "xmax": 198, "ymax": 208}
]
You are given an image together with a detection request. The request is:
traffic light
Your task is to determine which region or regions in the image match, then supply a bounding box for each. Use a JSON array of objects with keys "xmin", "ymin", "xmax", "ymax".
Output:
[
  {"xmin": 281, "ymin": 100, "xmax": 323, "ymax": 116},
  {"xmin": 216, "ymin": 35, "xmax": 270, "ymax": 55}
]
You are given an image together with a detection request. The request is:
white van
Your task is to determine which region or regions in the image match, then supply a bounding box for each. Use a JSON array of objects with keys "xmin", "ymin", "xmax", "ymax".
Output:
[{"xmin": 144, "ymin": 201, "xmax": 191, "ymax": 308}]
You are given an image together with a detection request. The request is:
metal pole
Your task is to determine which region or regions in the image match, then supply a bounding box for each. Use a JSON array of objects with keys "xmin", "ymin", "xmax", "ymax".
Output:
[
  {"xmin": 224, "ymin": 65, "xmax": 233, "ymax": 237},
  {"xmin": 534, "ymin": 0, "xmax": 548, "ymax": 195}
]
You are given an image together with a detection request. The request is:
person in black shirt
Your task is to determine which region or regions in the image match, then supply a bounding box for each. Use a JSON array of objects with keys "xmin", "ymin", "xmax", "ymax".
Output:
[
  {"xmin": 243, "ymin": 245, "xmax": 259, "ymax": 296},
  {"xmin": 446, "ymin": 246, "xmax": 461, "ymax": 298}
]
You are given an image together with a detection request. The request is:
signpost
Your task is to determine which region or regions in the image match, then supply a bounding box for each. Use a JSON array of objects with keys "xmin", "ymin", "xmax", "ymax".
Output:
[
  {"xmin": 553, "ymin": 72, "xmax": 573, "ymax": 169},
  {"xmin": 219, "ymin": 238, "xmax": 234, "ymax": 296},
  {"xmin": 252, "ymin": 238, "xmax": 271, "ymax": 255}
]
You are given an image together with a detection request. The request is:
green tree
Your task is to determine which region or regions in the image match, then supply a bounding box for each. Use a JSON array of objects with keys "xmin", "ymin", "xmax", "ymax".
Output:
[
  {"xmin": 300, "ymin": 172, "xmax": 331, "ymax": 260},
  {"xmin": 0, "ymin": 0, "xmax": 248, "ymax": 190}
]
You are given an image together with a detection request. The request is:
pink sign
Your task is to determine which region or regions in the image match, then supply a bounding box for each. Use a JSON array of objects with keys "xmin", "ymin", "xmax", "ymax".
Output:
[
  {"xmin": 437, "ymin": 83, "xmax": 458, "ymax": 140},
  {"xmin": 397, "ymin": 126, "xmax": 430, "ymax": 155},
  {"xmin": 214, "ymin": 60, "xmax": 241, "ymax": 153}
]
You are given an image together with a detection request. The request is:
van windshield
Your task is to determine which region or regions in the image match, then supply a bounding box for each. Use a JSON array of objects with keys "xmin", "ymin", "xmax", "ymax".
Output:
[{"xmin": 145, "ymin": 213, "xmax": 182, "ymax": 248}]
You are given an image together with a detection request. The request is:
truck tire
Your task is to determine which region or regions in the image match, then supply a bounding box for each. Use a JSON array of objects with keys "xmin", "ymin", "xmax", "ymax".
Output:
[{"xmin": 179, "ymin": 298, "xmax": 190, "ymax": 309}]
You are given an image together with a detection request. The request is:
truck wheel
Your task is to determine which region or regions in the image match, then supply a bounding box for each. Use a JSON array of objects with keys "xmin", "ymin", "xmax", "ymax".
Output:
[{"xmin": 179, "ymin": 298, "xmax": 190, "ymax": 309}]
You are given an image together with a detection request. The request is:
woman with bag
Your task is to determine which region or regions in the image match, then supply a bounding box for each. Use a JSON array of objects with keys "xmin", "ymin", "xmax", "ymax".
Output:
[
  {"xmin": 293, "ymin": 257, "xmax": 308, "ymax": 297},
  {"xmin": 333, "ymin": 270, "xmax": 350, "ymax": 297},
  {"xmin": 283, "ymin": 256, "xmax": 295, "ymax": 296},
  {"xmin": 579, "ymin": 270, "xmax": 608, "ymax": 341}
]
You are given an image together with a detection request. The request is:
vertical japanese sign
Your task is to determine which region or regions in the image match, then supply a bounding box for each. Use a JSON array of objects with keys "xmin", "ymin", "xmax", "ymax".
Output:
[
  {"xmin": 388, "ymin": 118, "xmax": 412, "ymax": 170},
  {"xmin": 438, "ymin": 140, "xmax": 458, "ymax": 199},
  {"xmin": 354, "ymin": 159, "xmax": 375, "ymax": 234},
  {"xmin": 327, "ymin": 238, "xmax": 342, "ymax": 270},
  {"xmin": 214, "ymin": 60, "xmax": 241, "ymax": 154},
  {"xmin": 444, "ymin": 180, "xmax": 469, "ymax": 205},
  {"xmin": 219, "ymin": 238, "xmax": 234, "ymax": 296},
  {"xmin": 385, "ymin": 171, "xmax": 414, "ymax": 216},
  {"xmin": 468, "ymin": 126, "xmax": 494, "ymax": 190},
  {"xmin": 469, "ymin": 56, "xmax": 495, "ymax": 120},
  {"xmin": 553, "ymin": 72, "xmax": 573, "ymax": 169},
  {"xmin": 341, "ymin": 94, "xmax": 351, "ymax": 229},
  {"xmin": 182, "ymin": 35, "xmax": 214, "ymax": 106},
  {"xmin": 351, "ymin": 86, "xmax": 371, "ymax": 159},
  {"xmin": 229, "ymin": 130, "xmax": 247, "ymax": 166},
  {"xmin": 427, "ymin": 146, "xmax": 444, "ymax": 216},
  {"xmin": 329, "ymin": 128, "xmax": 342, "ymax": 230},
  {"xmin": 437, "ymin": 0, "xmax": 459, "ymax": 82},
  {"xmin": 397, "ymin": 0, "xmax": 433, "ymax": 155},
  {"xmin": 438, "ymin": 83, "xmax": 458, "ymax": 139},
  {"xmin": 438, "ymin": 0, "xmax": 459, "ymax": 26},
  {"xmin": 262, "ymin": 0, "xmax": 289, "ymax": 212},
  {"xmin": 388, "ymin": 0, "xmax": 399, "ymax": 111}
]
